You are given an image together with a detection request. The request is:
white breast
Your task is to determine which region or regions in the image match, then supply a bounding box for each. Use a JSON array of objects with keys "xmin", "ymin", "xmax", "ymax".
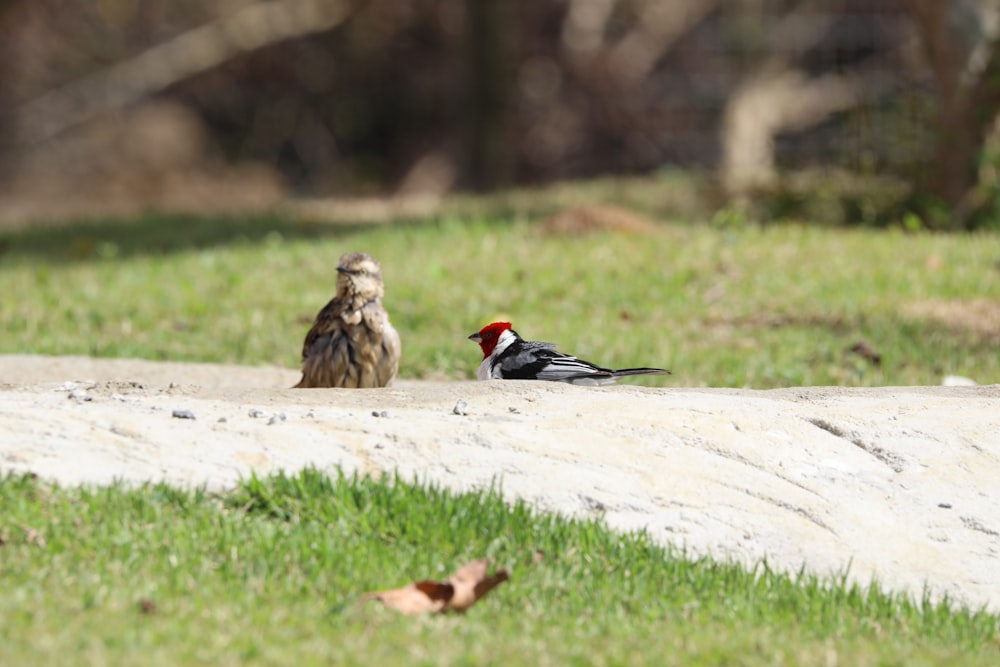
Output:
[{"xmin": 477, "ymin": 357, "xmax": 495, "ymax": 380}]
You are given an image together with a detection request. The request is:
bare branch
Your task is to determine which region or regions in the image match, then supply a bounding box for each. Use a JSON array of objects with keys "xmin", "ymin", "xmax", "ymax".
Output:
[
  {"xmin": 561, "ymin": 0, "xmax": 617, "ymax": 58},
  {"xmin": 723, "ymin": 68, "xmax": 870, "ymax": 189},
  {"xmin": 13, "ymin": 0, "xmax": 351, "ymax": 147},
  {"xmin": 904, "ymin": 0, "xmax": 1000, "ymax": 218},
  {"xmin": 609, "ymin": 0, "xmax": 718, "ymax": 83}
]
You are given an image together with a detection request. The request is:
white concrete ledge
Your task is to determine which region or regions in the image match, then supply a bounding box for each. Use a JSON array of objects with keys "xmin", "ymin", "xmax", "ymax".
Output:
[{"xmin": 1, "ymin": 355, "xmax": 998, "ymax": 612}]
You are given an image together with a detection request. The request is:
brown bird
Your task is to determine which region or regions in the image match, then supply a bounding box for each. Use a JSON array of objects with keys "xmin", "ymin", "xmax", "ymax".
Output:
[{"xmin": 295, "ymin": 252, "xmax": 401, "ymax": 388}]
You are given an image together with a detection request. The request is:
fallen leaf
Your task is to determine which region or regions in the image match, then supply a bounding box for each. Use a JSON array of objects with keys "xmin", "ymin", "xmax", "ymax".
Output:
[
  {"xmin": 363, "ymin": 581, "xmax": 451, "ymax": 615},
  {"xmin": 848, "ymin": 340, "xmax": 881, "ymax": 365},
  {"xmin": 446, "ymin": 558, "xmax": 509, "ymax": 611},
  {"xmin": 363, "ymin": 558, "xmax": 509, "ymax": 615}
]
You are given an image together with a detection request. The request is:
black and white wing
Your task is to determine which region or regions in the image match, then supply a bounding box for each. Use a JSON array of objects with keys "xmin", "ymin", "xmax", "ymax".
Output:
[{"xmin": 492, "ymin": 340, "xmax": 619, "ymax": 385}]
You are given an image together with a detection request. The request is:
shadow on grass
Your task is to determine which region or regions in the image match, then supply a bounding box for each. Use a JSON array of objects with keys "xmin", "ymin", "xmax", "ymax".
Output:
[{"xmin": 0, "ymin": 212, "xmax": 422, "ymax": 262}]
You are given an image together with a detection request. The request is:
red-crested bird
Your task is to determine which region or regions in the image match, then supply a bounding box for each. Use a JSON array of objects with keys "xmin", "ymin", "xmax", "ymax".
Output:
[{"xmin": 468, "ymin": 322, "xmax": 670, "ymax": 386}]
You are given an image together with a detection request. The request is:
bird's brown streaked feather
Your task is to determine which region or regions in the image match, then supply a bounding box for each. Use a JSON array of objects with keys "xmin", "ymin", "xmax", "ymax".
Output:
[{"xmin": 295, "ymin": 252, "xmax": 400, "ymax": 389}]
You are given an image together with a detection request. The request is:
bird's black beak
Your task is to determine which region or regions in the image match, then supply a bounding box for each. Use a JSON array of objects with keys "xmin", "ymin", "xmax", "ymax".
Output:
[
  {"xmin": 468, "ymin": 332, "xmax": 482, "ymax": 343},
  {"xmin": 337, "ymin": 265, "xmax": 363, "ymax": 276}
]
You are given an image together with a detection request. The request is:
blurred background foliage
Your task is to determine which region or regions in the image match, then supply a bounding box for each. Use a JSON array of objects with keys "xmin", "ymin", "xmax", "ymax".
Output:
[{"xmin": 2, "ymin": 0, "xmax": 1000, "ymax": 229}]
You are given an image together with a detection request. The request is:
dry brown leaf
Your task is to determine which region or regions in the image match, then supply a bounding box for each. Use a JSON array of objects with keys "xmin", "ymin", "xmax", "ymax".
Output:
[
  {"xmin": 363, "ymin": 559, "xmax": 509, "ymax": 615},
  {"xmin": 848, "ymin": 340, "xmax": 882, "ymax": 365},
  {"xmin": 363, "ymin": 580, "xmax": 451, "ymax": 615},
  {"xmin": 446, "ymin": 558, "xmax": 510, "ymax": 611}
]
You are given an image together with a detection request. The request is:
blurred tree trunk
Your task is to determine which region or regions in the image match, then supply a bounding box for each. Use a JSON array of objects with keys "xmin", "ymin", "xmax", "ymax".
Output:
[
  {"xmin": 906, "ymin": 0, "xmax": 1000, "ymax": 227},
  {"xmin": 466, "ymin": 0, "xmax": 510, "ymax": 190},
  {"xmin": 721, "ymin": 6, "xmax": 875, "ymax": 194},
  {"xmin": 0, "ymin": 2, "xmax": 20, "ymax": 183}
]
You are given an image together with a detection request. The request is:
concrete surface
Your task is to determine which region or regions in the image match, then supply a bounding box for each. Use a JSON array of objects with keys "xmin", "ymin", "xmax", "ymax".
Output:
[{"xmin": 1, "ymin": 354, "xmax": 997, "ymax": 612}]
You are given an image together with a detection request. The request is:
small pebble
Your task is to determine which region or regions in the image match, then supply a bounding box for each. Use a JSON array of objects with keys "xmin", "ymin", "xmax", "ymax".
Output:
[
  {"xmin": 56, "ymin": 380, "xmax": 95, "ymax": 393},
  {"xmin": 938, "ymin": 502, "xmax": 952, "ymax": 509},
  {"xmin": 371, "ymin": 410, "xmax": 389, "ymax": 418},
  {"xmin": 68, "ymin": 389, "xmax": 92, "ymax": 402},
  {"xmin": 508, "ymin": 406, "xmax": 520, "ymax": 414},
  {"xmin": 217, "ymin": 417, "xmax": 228, "ymax": 423},
  {"xmin": 267, "ymin": 412, "xmax": 287, "ymax": 425},
  {"xmin": 172, "ymin": 409, "xmax": 196, "ymax": 420},
  {"xmin": 452, "ymin": 399, "xmax": 469, "ymax": 416},
  {"xmin": 248, "ymin": 408, "xmax": 267, "ymax": 418}
]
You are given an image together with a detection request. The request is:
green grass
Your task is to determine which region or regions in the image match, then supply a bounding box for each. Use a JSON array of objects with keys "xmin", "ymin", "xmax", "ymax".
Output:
[
  {"xmin": 2, "ymin": 469, "xmax": 997, "ymax": 666},
  {"xmin": 1, "ymin": 211, "xmax": 998, "ymax": 386}
]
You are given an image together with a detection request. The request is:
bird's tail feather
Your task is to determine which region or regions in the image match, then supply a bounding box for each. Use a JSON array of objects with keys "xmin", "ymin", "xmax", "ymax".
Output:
[{"xmin": 611, "ymin": 367, "xmax": 672, "ymax": 377}]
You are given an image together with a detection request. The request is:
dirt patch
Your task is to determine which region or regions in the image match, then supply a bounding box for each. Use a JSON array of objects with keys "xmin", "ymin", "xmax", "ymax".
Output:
[
  {"xmin": 902, "ymin": 299, "xmax": 1000, "ymax": 341},
  {"xmin": 537, "ymin": 204, "xmax": 660, "ymax": 236}
]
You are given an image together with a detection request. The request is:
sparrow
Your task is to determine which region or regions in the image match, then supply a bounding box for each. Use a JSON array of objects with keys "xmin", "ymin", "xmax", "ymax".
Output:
[
  {"xmin": 468, "ymin": 321, "xmax": 670, "ymax": 386},
  {"xmin": 295, "ymin": 251, "xmax": 401, "ymax": 388}
]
